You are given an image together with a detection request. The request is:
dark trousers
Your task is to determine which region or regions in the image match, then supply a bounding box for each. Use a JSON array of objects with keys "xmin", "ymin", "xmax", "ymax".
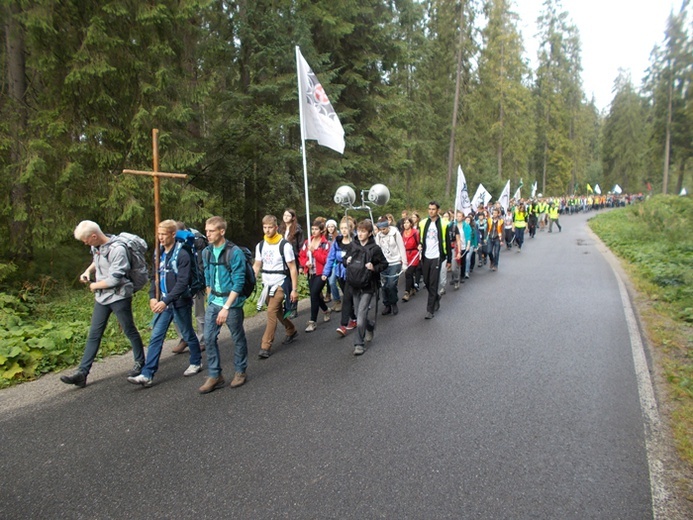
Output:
[
  {"xmin": 308, "ymin": 274, "xmax": 328, "ymax": 321},
  {"xmin": 422, "ymin": 256, "xmax": 441, "ymax": 314},
  {"xmin": 338, "ymin": 279, "xmax": 356, "ymax": 326}
]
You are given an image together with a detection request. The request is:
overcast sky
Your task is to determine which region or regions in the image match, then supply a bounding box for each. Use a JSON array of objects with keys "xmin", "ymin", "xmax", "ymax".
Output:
[{"xmin": 513, "ymin": 0, "xmax": 678, "ymax": 112}]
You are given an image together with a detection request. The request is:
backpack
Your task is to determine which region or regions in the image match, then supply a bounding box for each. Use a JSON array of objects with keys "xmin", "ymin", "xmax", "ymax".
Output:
[
  {"xmin": 109, "ymin": 232, "xmax": 149, "ymax": 292},
  {"xmin": 171, "ymin": 230, "xmax": 206, "ymax": 295},
  {"xmin": 346, "ymin": 246, "xmax": 372, "ymax": 289},
  {"xmin": 202, "ymin": 241, "xmax": 257, "ymax": 299},
  {"xmin": 259, "ymin": 239, "xmax": 290, "ymax": 276}
]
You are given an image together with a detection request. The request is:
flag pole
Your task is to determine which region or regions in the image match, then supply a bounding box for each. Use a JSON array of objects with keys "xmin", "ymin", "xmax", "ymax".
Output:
[{"xmin": 296, "ymin": 46, "xmax": 312, "ymax": 240}]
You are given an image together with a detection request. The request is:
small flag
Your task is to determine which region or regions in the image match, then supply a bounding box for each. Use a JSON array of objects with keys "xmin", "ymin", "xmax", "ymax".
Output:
[
  {"xmin": 454, "ymin": 166, "xmax": 473, "ymax": 216},
  {"xmin": 296, "ymin": 47, "xmax": 345, "ymax": 154},
  {"xmin": 680, "ymin": 187, "xmax": 688, "ymax": 196},
  {"xmin": 471, "ymin": 183, "xmax": 492, "ymax": 210},
  {"xmin": 531, "ymin": 181, "xmax": 538, "ymax": 198},
  {"xmin": 587, "ymin": 183, "xmax": 594, "ymax": 193},
  {"xmin": 499, "ymin": 180, "xmax": 511, "ymax": 213},
  {"xmin": 594, "ymin": 184, "xmax": 602, "ymax": 195},
  {"xmin": 613, "ymin": 184, "xmax": 622, "ymax": 194}
]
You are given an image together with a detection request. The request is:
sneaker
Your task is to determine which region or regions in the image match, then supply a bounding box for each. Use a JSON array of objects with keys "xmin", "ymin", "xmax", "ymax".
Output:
[
  {"xmin": 198, "ymin": 376, "xmax": 225, "ymax": 394},
  {"xmin": 464, "ymin": 273, "xmax": 470, "ymax": 279},
  {"xmin": 346, "ymin": 319, "xmax": 357, "ymax": 330},
  {"xmin": 439, "ymin": 288, "xmax": 446, "ymax": 296},
  {"xmin": 381, "ymin": 306, "xmax": 392, "ymax": 316},
  {"xmin": 365, "ymin": 329, "xmax": 373, "ymax": 342},
  {"xmin": 425, "ymin": 312, "xmax": 434, "ymax": 319},
  {"xmin": 127, "ymin": 362, "xmax": 143, "ymax": 378},
  {"xmin": 353, "ymin": 345, "xmax": 365, "ymax": 356},
  {"xmin": 305, "ymin": 320, "xmax": 317, "ymax": 332},
  {"xmin": 454, "ymin": 282, "xmax": 460, "ymax": 290},
  {"xmin": 336, "ymin": 326, "xmax": 347, "ymax": 337},
  {"xmin": 282, "ymin": 330, "xmax": 298, "ymax": 344},
  {"xmin": 323, "ymin": 308, "xmax": 332, "ymax": 322},
  {"xmin": 332, "ymin": 301, "xmax": 342, "ymax": 312},
  {"xmin": 402, "ymin": 291, "xmax": 410, "ymax": 302},
  {"xmin": 229, "ymin": 372, "xmax": 247, "ymax": 388},
  {"xmin": 258, "ymin": 349, "xmax": 271, "ymax": 359},
  {"xmin": 391, "ymin": 303, "xmax": 398, "ymax": 315},
  {"xmin": 127, "ymin": 374, "xmax": 153, "ymax": 387},
  {"xmin": 434, "ymin": 299, "xmax": 440, "ymax": 312},
  {"xmin": 183, "ymin": 364, "xmax": 202, "ymax": 377},
  {"xmin": 60, "ymin": 371, "xmax": 87, "ymax": 388},
  {"xmin": 172, "ymin": 340, "xmax": 188, "ymax": 354}
]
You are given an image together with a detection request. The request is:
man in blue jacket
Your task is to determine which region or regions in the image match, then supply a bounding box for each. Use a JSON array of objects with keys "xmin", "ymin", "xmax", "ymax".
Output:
[
  {"xmin": 198, "ymin": 216, "xmax": 248, "ymax": 394},
  {"xmin": 128, "ymin": 220, "xmax": 203, "ymax": 387}
]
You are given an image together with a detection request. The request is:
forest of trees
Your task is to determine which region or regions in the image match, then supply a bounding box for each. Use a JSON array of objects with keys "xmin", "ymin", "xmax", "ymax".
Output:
[{"xmin": 1, "ymin": 0, "xmax": 691, "ymax": 279}]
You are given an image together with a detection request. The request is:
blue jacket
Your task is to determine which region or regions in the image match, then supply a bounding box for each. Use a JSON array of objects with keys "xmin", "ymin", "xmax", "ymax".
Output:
[
  {"xmin": 323, "ymin": 235, "xmax": 350, "ymax": 280},
  {"xmin": 149, "ymin": 243, "xmax": 193, "ymax": 308},
  {"xmin": 202, "ymin": 240, "xmax": 247, "ymax": 308}
]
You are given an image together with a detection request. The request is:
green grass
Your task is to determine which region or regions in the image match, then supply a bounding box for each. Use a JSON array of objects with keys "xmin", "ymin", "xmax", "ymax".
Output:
[{"xmin": 590, "ymin": 195, "xmax": 693, "ymax": 466}]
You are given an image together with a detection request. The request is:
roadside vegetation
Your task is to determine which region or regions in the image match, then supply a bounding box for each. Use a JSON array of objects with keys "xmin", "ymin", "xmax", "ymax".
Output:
[
  {"xmin": 0, "ymin": 271, "xmax": 309, "ymax": 388},
  {"xmin": 590, "ymin": 195, "xmax": 693, "ymax": 466}
]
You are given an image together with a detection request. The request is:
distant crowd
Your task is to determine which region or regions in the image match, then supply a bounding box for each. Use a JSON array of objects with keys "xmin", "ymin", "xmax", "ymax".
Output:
[{"xmin": 60, "ymin": 193, "xmax": 635, "ymax": 394}]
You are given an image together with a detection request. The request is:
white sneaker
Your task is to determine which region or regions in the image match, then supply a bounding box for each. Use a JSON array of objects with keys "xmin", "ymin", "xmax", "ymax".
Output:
[
  {"xmin": 183, "ymin": 364, "xmax": 202, "ymax": 377},
  {"xmin": 127, "ymin": 374, "xmax": 153, "ymax": 387},
  {"xmin": 305, "ymin": 321, "xmax": 317, "ymax": 332}
]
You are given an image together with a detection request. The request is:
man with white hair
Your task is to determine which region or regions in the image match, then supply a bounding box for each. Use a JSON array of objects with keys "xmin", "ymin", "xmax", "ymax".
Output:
[{"xmin": 60, "ymin": 221, "xmax": 145, "ymax": 388}]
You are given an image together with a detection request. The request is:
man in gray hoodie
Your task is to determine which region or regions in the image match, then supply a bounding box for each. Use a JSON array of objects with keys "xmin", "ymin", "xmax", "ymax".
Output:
[{"xmin": 60, "ymin": 221, "xmax": 145, "ymax": 388}]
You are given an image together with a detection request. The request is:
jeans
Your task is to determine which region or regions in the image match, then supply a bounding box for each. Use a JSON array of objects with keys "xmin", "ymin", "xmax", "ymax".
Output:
[
  {"xmin": 515, "ymin": 227, "xmax": 526, "ymax": 249},
  {"xmin": 404, "ymin": 264, "xmax": 418, "ymax": 293},
  {"xmin": 489, "ymin": 238, "xmax": 501, "ymax": 268},
  {"xmin": 328, "ymin": 270, "xmax": 341, "ymax": 302},
  {"xmin": 204, "ymin": 303, "xmax": 248, "ymax": 377},
  {"xmin": 422, "ymin": 256, "xmax": 441, "ymax": 314},
  {"xmin": 352, "ymin": 289, "xmax": 375, "ymax": 346},
  {"xmin": 380, "ymin": 263, "xmax": 401, "ymax": 307},
  {"xmin": 549, "ymin": 218, "xmax": 562, "ymax": 232},
  {"xmin": 465, "ymin": 249, "xmax": 473, "ymax": 276},
  {"xmin": 174, "ymin": 291, "xmax": 206, "ymax": 346},
  {"xmin": 142, "ymin": 303, "xmax": 201, "ymax": 378},
  {"xmin": 308, "ymin": 274, "xmax": 328, "ymax": 321},
  {"xmin": 79, "ymin": 297, "xmax": 144, "ymax": 375}
]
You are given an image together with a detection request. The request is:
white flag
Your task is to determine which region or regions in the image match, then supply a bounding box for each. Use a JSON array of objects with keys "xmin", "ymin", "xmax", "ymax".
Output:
[
  {"xmin": 513, "ymin": 186, "xmax": 521, "ymax": 200},
  {"xmin": 594, "ymin": 183, "xmax": 602, "ymax": 195},
  {"xmin": 296, "ymin": 47, "xmax": 345, "ymax": 154},
  {"xmin": 454, "ymin": 166, "xmax": 473, "ymax": 216},
  {"xmin": 499, "ymin": 180, "xmax": 511, "ymax": 213},
  {"xmin": 471, "ymin": 183, "xmax": 492, "ymax": 210},
  {"xmin": 531, "ymin": 181, "xmax": 538, "ymax": 198},
  {"xmin": 613, "ymin": 184, "xmax": 622, "ymax": 194},
  {"xmin": 680, "ymin": 187, "xmax": 688, "ymax": 196}
]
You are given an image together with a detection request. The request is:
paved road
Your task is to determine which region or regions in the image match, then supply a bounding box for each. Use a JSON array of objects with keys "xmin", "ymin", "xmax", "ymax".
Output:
[{"xmin": 1, "ymin": 212, "xmax": 653, "ymax": 519}]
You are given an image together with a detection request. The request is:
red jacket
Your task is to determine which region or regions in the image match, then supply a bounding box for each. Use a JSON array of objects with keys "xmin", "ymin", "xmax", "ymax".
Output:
[
  {"xmin": 298, "ymin": 235, "xmax": 330, "ymax": 276},
  {"xmin": 402, "ymin": 229, "xmax": 420, "ymax": 267}
]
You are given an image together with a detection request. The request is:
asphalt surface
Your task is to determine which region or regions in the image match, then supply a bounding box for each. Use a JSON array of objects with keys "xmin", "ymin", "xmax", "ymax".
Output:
[{"xmin": 0, "ymin": 212, "xmax": 653, "ymax": 519}]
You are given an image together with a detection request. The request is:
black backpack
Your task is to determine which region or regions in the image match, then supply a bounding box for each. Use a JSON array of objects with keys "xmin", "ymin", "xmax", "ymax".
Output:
[
  {"xmin": 346, "ymin": 246, "xmax": 372, "ymax": 289},
  {"xmin": 202, "ymin": 242, "xmax": 257, "ymax": 299}
]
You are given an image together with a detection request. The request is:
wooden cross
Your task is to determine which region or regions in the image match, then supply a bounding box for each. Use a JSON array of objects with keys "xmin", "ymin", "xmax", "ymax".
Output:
[{"xmin": 122, "ymin": 128, "xmax": 188, "ymax": 299}]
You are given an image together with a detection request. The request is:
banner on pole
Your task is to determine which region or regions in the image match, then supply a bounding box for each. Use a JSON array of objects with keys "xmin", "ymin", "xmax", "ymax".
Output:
[{"xmin": 454, "ymin": 166, "xmax": 473, "ymax": 216}]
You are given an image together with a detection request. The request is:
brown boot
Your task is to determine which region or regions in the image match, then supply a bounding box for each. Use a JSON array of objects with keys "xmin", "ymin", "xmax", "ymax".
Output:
[
  {"xmin": 198, "ymin": 376, "xmax": 225, "ymax": 394},
  {"xmin": 172, "ymin": 340, "xmax": 188, "ymax": 354},
  {"xmin": 229, "ymin": 372, "xmax": 247, "ymax": 388}
]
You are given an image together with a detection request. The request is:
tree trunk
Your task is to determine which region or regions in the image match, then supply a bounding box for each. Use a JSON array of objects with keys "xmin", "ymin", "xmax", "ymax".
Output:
[
  {"xmin": 446, "ymin": 1, "xmax": 465, "ymax": 198},
  {"xmin": 4, "ymin": 1, "xmax": 31, "ymax": 261},
  {"xmin": 675, "ymin": 157, "xmax": 686, "ymax": 195},
  {"xmin": 663, "ymin": 61, "xmax": 673, "ymax": 194}
]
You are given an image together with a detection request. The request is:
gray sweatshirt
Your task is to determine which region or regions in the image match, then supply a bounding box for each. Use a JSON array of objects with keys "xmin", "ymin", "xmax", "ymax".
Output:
[{"xmin": 91, "ymin": 236, "xmax": 134, "ymax": 304}]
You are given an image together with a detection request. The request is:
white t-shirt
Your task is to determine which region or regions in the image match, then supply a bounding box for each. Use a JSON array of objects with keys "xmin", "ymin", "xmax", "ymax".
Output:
[
  {"xmin": 255, "ymin": 239, "xmax": 295, "ymax": 287},
  {"xmin": 424, "ymin": 222, "xmax": 440, "ymax": 260}
]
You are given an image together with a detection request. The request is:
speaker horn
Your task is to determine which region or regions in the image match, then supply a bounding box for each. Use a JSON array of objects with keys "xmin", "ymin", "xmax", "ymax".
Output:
[
  {"xmin": 334, "ymin": 185, "xmax": 356, "ymax": 206},
  {"xmin": 367, "ymin": 184, "xmax": 390, "ymax": 206}
]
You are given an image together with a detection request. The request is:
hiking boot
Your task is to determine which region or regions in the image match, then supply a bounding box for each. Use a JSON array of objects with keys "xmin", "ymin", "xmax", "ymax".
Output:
[
  {"xmin": 282, "ymin": 330, "xmax": 298, "ymax": 344},
  {"xmin": 183, "ymin": 364, "xmax": 202, "ymax": 377},
  {"xmin": 381, "ymin": 306, "xmax": 392, "ymax": 316},
  {"xmin": 402, "ymin": 291, "xmax": 410, "ymax": 302},
  {"xmin": 336, "ymin": 326, "xmax": 347, "ymax": 337},
  {"xmin": 198, "ymin": 376, "xmax": 225, "ymax": 394},
  {"xmin": 323, "ymin": 308, "xmax": 332, "ymax": 322},
  {"xmin": 229, "ymin": 372, "xmax": 247, "ymax": 388},
  {"xmin": 332, "ymin": 301, "xmax": 342, "ymax": 312},
  {"xmin": 391, "ymin": 303, "xmax": 398, "ymax": 315},
  {"xmin": 305, "ymin": 321, "xmax": 317, "ymax": 332},
  {"xmin": 60, "ymin": 371, "xmax": 87, "ymax": 388},
  {"xmin": 258, "ymin": 349, "xmax": 271, "ymax": 359},
  {"xmin": 172, "ymin": 340, "xmax": 188, "ymax": 354},
  {"xmin": 127, "ymin": 374, "xmax": 153, "ymax": 387},
  {"xmin": 346, "ymin": 319, "xmax": 357, "ymax": 330},
  {"xmin": 353, "ymin": 345, "xmax": 365, "ymax": 356},
  {"xmin": 127, "ymin": 362, "xmax": 143, "ymax": 378}
]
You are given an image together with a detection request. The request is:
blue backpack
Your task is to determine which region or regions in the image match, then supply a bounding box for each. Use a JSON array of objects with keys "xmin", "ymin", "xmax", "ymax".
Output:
[{"xmin": 172, "ymin": 230, "xmax": 206, "ymax": 295}]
